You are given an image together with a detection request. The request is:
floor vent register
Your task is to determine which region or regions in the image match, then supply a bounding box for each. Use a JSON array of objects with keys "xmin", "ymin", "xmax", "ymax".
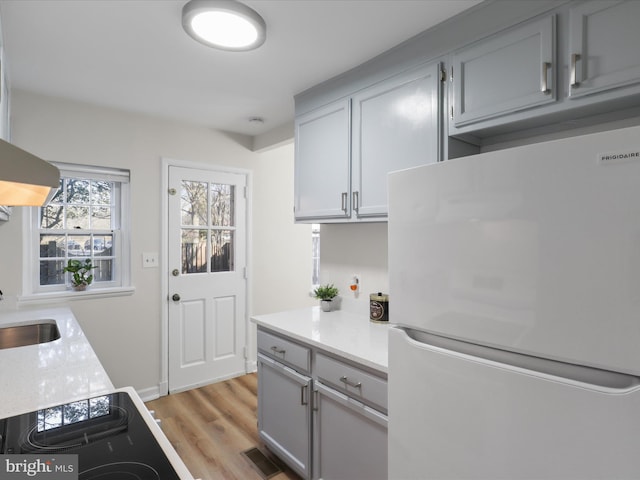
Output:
[{"xmin": 241, "ymin": 447, "xmax": 282, "ymax": 479}]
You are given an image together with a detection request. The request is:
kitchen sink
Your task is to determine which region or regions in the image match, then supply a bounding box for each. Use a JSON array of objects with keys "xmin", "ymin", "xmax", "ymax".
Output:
[{"xmin": 0, "ymin": 320, "xmax": 61, "ymax": 349}]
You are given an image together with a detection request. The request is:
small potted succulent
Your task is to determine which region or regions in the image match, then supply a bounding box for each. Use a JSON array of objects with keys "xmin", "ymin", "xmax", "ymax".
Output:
[
  {"xmin": 63, "ymin": 259, "xmax": 97, "ymax": 291},
  {"xmin": 314, "ymin": 283, "xmax": 339, "ymax": 312}
]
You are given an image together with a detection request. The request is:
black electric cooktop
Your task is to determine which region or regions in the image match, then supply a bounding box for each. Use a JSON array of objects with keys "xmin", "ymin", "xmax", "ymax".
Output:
[{"xmin": 0, "ymin": 392, "xmax": 181, "ymax": 479}]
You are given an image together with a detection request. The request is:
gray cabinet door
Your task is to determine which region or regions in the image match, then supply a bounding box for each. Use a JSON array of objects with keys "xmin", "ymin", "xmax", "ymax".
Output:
[
  {"xmin": 294, "ymin": 99, "xmax": 351, "ymax": 220},
  {"xmin": 451, "ymin": 14, "xmax": 556, "ymax": 128},
  {"xmin": 568, "ymin": 0, "xmax": 640, "ymax": 99},
  {"xmin": 313, "ymin": 382, "xmax": 387, "ymax": 480},
  {"xmin": 257, "ymin": 354, "xmax": 312, "ymax": 479},
  {"xmin": 351, "ymin": 62, "xmax": 441, "ymax": 218}
]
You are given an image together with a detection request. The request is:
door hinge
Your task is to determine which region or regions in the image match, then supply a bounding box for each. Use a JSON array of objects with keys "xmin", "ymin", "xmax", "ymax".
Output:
[{"xmin": 440, "ymin": 68, "xmax": 446, "ymax": 82}]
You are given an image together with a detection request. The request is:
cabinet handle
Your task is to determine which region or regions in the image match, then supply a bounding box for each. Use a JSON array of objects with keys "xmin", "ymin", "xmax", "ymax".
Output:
[
  {"xmin": 540, "ymin": 62, "xmax": 551, "ymax": 94},
  {"xmin": 341, "ymin": 192, "xmax": 348, "ymax": 213},
  {"xmin": 270, "ymin": 346, "xmax": 285, "ymax": 355},
  {"xmin": 340, "ymin": 375, "xmax": 362, "ymax": 388},
  {"xmin": 301, "ymin": 385, "xmax": 308, "ymax": 405},
  {"xmin": 570, "ymin": 53, "xmax": 581, "ymax": 87},
  {"xmin": 312, "ymin": 389, "xmax": 319, "ymax": 411},
  {"xmin": 352, "ymin": 191, "xmax": 359, "ymax": 213}
]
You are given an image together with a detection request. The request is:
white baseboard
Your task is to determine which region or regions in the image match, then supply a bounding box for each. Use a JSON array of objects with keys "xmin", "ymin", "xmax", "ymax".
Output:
[{"xmin": 137, "ymin": 384, "xmax": 163, "ymax": 402}]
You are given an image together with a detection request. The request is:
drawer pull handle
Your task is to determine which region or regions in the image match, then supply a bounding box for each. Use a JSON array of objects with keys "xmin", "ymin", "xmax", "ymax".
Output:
[
  {"xmin": 270, "ymin": 346, "xmax": 286, "ymax": 355},
  {"xmin": 340, "ymin": 376, "xmax": 362, "ymax": 388}
]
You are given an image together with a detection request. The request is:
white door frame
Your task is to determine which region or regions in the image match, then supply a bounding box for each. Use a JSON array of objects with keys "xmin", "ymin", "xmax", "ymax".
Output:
[{"xmin": 160, "ymin": 157, "xmax": 252, "ymax": 396}]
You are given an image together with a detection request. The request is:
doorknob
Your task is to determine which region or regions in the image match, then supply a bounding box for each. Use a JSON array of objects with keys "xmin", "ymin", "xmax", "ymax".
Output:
[{"xmin": 172, "ymin": 293, "xmax": 181, "ymax": 302}]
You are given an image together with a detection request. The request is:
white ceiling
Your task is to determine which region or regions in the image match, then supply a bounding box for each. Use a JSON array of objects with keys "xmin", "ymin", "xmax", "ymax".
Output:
[{"xmin": 0, "ymin": 0, "xmax": 481, "ymax": 138}]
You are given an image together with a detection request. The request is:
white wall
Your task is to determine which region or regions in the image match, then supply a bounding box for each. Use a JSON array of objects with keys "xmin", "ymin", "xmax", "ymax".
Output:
[
  {"xmin": 0, "ymin": 90, "xmax": 314, "ymax": 394},
  {"xmin": 319, "ymin": 222, "xmax": 389, "ymax": 317},
  {"xmin": 251, "ymin": 142, "xmax": 316, "ymax": 315}
]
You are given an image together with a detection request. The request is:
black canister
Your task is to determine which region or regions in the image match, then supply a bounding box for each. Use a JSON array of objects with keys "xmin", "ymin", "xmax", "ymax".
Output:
[{"xmin": 370, "ymin": 292, "xmax": 389, "ymax": 323}]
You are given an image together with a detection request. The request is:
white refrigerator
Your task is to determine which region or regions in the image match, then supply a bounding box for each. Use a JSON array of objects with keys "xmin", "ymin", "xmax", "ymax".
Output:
[{"xmin": 387, "ymin": 125, "xmax": 640, "ymax": 479}]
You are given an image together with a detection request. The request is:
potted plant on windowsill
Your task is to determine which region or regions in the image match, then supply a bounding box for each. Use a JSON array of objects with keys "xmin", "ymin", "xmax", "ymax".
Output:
[
  {"xmin": 63, "ymin": 259, "xmax": 97, "ymax": 291},
  {"xmin": 314, "ymin": 283, "xmax": 339, "ymax": 312}
]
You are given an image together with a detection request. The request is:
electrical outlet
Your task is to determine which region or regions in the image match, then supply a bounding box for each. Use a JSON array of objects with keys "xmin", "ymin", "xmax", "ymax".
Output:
[{"xmin": 142, "ymin": 252, "xmax": 159, "ymax": 268}]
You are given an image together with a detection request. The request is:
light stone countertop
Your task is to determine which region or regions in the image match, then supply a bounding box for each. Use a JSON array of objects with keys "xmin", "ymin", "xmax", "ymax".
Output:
[
  {"xmin": 251, "ymin": 306, "xmax": 390, "ymax": 373},
  {"xmin": 0, "ymin": 306, "xmax": 114, "ymax": 418}
]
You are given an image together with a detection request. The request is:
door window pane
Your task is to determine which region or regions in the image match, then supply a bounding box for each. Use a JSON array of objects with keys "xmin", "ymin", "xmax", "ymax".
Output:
[
  {"xmin": 181, "ymin": 181, "xmax": 207, "ymax": 226},
  {"xmin": 211, "ymin": 230, "xmax": 233, "ymax": 272},
  {"xmin": 211, "ymin": 183, "xmax": 234, "ymax": 226},
  {"xmin": 182, "ymin": 229, "xmax": 207, "ymax": 274}
]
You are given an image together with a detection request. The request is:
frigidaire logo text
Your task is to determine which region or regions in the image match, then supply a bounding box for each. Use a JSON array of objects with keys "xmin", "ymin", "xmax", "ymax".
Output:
[{"xmin": 598, "ymin": 150, "xmax": 640, "ymax": 163}]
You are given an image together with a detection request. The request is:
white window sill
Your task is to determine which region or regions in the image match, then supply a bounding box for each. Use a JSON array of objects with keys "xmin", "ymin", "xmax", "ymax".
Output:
[{"xmin": 18, "ymin": 286, "xmax": 136, "ymax": 306}]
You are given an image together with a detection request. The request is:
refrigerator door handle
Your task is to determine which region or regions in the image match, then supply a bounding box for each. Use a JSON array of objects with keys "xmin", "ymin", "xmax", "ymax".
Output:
[{"xmin": 401, "ymin": 327, "xmax": 640, "ymax": 393}]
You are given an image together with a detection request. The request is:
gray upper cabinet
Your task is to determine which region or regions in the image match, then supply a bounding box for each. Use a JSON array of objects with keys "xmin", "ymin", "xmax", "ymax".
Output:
[
  {"xmin": 568, "ymin": 0, "xmax": 640, "ymax": 99},
  {"xmin": 294, "ymin": 99, "xmax": 351, "ymax": 220},
  {"xmin": 351, "ymin": 62, "xmax": 441, "ymax": 218},
  {"xmin": 294, "ymin": 61, "xmax": 442, "ymax": 222},
  {"xmin": 450, "ymin": 14, "xmax": 556, "ymax": 128}
]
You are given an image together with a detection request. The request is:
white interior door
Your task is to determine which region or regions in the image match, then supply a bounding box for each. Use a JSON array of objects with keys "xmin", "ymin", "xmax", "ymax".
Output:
[{"xmin": 168, "ymin": 165, "xmax": 247, "ymax": 393}]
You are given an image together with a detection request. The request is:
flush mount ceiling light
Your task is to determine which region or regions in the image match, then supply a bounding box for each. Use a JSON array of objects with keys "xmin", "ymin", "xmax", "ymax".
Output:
[{"xmin": 182, "ymin": 0, "xmax": 266, "ymax": 51}]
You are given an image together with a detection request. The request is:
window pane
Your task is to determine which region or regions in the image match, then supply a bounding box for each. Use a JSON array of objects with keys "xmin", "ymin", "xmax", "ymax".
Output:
[
  {"xmin": 93, "ymin": 259, "xmax": 113, "ymax": 282},
  {"xmin": 92, "ymin": 234, "xmax": 113, "ymax": 256},
  {"xmin": 182, "ymin": 229, "xmax": 207, "ymax": 274},
  {"xmin": 91, "ymin": 206, "xmax": 112, "ymax": 229},
  {"xmin": 66, "ymin": 179, "xmax": 90, "ymax": 204},
  {"xmin": 67, "ymin": 206, "xmax": 90, "ymax": 229},
  {"xmin": 40, "ymin": 235, "xmax": 65, "ymax": 258},
  {"xmin": 181, "ymin": 181, "xmax": 207, "ymax": 226},
  {"xmin": 91, "ymin": 180, "xmax": 112, "ymax": 205},
  {"xmin": 211, "ymin": 230, "xmax": 233, "ymax": 272},
  {"xmin": 40, "ymin": 259, "xmax": 65, "ymax": 286},
  {"xmin": 41, "ymin": 205, "xmax": 64, "ymax": 229},
  {"xmin": 67, "ymin": 235, "xmax": 90, "ymax": 256},
  {"xmin": 211, "ymin": 183, "xmax": 234, "ymax": 226}
]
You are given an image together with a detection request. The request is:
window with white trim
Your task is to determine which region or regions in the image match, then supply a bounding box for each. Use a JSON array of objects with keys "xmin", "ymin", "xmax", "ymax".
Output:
[{"xmin": 27, "ymin": 163, "xmax": 131, "ymax": 296}]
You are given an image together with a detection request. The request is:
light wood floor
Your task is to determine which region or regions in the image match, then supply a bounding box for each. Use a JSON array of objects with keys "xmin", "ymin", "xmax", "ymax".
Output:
[{"xmin": 146, "ymin": 374, "xmax": 301, "ymax": 480}]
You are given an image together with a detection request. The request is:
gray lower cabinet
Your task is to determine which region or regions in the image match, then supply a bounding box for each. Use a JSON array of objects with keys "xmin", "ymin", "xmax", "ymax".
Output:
[
  {"xmin": 568, "ymin": 0, "xmax": 640, "ymax": 99},
  {"xmin": 257, "ymin": 354, "xmax": 312, "ymax": 479},
  {"xmin": 256, "ymin": 327, "xmax": 388, "ymax": 479},
  {"xmin": 313, "ymin": 382, "xmax": 388, "ymax": 480},
  {"xmin": 450, "ymin": 14, "xmax": 556, "ymax": 128}
]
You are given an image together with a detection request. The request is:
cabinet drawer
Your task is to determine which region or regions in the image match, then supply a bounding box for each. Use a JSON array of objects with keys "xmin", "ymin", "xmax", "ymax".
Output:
[
  {"xmin": 257, "ymin": 329, "xmax": 311, "ymax": 374},
  {"xmin": 316, "ymin": 353, "xmax": 387, "ymax": 412}
]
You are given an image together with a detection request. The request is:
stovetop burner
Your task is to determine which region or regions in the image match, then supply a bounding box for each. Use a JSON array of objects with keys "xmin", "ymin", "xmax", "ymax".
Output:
[{"xmin": 0, "ymin": 392, "xmax": 180, "ymax": 479}]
